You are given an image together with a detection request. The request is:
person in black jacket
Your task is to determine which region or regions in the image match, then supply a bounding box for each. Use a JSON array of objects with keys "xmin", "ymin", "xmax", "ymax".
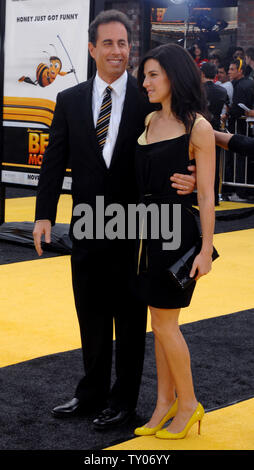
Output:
[
  {"xmin": 245, "ymin": 47, "xmax": 254, "ymax": 80},
  {"xmin": 201, "ymin": 62, "xmax": 228, "ymax": 204},
  {"xmin": 187, "ymin": 130, "xmax": 254, "ymax": 199},
  {"xmin": 201, "ymin": 62, "xmax": 228, "ymax": 130},
  {"xmin": 33, "ymin": 10, "xmax": 195, "ymax": 430},
  {"xmin": 214, "ymin": 130, "xmax": 254, "ymax": 159},
  {"xmin": 227, "ymin": 58, "xmax": 254, "ymax": 198},
  {"xmin": 214, "ymin": 129, "xmax": 254, "ymax": 201},
  {"xmin": 228, "ymin": 58, "xmax": 254, "ymax": 134}
]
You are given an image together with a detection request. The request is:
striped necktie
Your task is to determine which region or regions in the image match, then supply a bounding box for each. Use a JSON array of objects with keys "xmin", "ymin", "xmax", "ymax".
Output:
[{"xmin": 96, "ymin": 86, "xmax": 112, "ymax": 148}]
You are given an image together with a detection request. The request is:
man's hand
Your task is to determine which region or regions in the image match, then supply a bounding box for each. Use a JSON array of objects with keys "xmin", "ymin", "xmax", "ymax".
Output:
[
  {"xmin": 33, "ymin": 219, "xmax": 52, "ymax": 256},
  {"xmin": 245, "ymin": 109, "xmax": 254, "ymax": 117},
  {"xmin": 214, "ymin": 130, "xmax": 232, "ymax": 150},
  {"xmin": 170, "ymin": 165, "xmax": 196, "ymax": 195}
]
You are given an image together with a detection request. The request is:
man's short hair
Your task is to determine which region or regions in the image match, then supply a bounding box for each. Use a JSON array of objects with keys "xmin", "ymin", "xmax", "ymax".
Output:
[
  {"xmin": 201, "ymin": 61, "xmax": 217, "ymax": 79},
  {"xmin": 218, "ymin": 62, "xmax": 229, "ymax": 73},
  {"xmin": 246, "ymin": 47, "xmax": 254, "ymax": 61},
  {"xmin": 88, "ymin": 9, "xmax": 132, "ymax": 45}
]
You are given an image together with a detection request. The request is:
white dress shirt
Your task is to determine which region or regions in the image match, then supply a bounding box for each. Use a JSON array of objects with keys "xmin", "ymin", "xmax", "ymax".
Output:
[
  {"xmin": 216, "ymin": 79, "xmax": 233, "ymax": 118},
  {"xmin": 92, "ymin": 71, "xmax": 128, "ymax": 168}
]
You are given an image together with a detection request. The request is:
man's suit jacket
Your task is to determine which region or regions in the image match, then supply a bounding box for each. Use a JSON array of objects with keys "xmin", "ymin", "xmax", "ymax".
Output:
[
  {"xmin": 230, "ymin": 77, "xmax": 254, "ymax": 121},
  {"xmin": 204, "ymin": 81, "xmax": 228, "ymax": 130},
  {"xmin": 228, "ymin": 133, "xmax": 254, "ymax": 158},
  {"xmin": 35, "ymin": 74, "xmax": 151, "ymax": 246}
]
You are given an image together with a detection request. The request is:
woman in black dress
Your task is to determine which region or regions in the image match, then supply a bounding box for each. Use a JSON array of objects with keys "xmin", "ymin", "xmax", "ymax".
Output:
[{"xmin": 133, "ymin": 44, "xmax": 216, "ymax": 439}]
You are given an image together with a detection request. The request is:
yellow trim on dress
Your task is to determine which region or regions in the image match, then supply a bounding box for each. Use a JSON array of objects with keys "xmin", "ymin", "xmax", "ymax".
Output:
[
  {"xmin": 138, "ymin": 112, "xmax": 157, "ymax": 145},
  {"xmin": 137, "ymin": 113, "xmax": 206, "ymax": 146}
]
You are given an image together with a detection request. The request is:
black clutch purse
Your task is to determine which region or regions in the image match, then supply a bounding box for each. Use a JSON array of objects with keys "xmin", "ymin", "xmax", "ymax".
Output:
[{"xmin": 166, "ymin": 238, "xmax": 219, "ymax": 290}]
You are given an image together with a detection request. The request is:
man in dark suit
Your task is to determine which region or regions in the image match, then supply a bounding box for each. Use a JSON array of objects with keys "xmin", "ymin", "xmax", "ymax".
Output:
[
  {"xmin": 201, "ymin": 62, "xmax": 228, "ymax": 205},
  {"xmin": 33, "ymin": 10, "xmax": 195, "ymax": 430},
  {"xmin": 201, "ymin": 62, "xmax": 229, "ymax": 131},
  {"xmin": 226, "ymin": 58, "xmax": 254, "ymax": 199},
  {"xmin": 228, "ymin": 58, "xmax": 254, "ymax": 134}
]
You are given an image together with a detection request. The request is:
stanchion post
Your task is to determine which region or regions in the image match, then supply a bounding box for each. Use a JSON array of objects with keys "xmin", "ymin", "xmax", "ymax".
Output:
[
  {"xmin": 0, "ymin": 184, "xmax": 6, "ymax": 225},
  {"xmin": 0, "ymin": 0, "xmax": 6, "ymax": 225}
]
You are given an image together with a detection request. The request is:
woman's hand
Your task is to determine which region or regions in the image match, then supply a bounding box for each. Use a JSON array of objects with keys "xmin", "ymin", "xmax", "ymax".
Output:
[{"xmin": 190, "ymin": 251, "xmax": 212, "ymax": 281}]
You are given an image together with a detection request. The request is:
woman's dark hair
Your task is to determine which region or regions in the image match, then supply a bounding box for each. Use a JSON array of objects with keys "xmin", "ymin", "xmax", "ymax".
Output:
[
  {"xmin": 88, "ymin": 9, "xmax": 132, "ymax": 45},
  {"xmin": 189, "ymin": 41, "xmax": 208, "ymax": 61},
  {"xmin": 137, "ymin": 43, "xmax": 208, "ymax": 132}
]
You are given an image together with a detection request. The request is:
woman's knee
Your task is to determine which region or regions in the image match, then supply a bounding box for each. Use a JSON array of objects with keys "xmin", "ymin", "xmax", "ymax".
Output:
[{"xmin": 150, "ymin": 307, "xmax": 180, "ymax": 338}]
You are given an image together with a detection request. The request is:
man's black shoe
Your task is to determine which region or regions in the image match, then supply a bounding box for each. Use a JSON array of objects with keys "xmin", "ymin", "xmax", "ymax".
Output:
[
  {"xmin": 51, "ymin": 398, "xmax": 86, "ymax": 418},
  {"xmin": 93, "ymin": 407, "xmax": 135, "ymax": 430}
]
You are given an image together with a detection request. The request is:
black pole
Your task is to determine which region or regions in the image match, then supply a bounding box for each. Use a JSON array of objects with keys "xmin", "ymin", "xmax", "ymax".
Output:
[
  {"xmin": 87, "ymin": 0, "xmax": 106, "ymax": 78},
  {"xmin": 140, "ymin": 0, "xmax": 151, "ymax": 57},
  {"xmin": 0, "ymin": 0, "xmax": 6, "ymax": 225}
]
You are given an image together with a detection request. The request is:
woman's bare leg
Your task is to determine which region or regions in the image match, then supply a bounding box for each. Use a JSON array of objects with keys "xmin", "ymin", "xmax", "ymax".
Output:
[
  {"xmin": 144, "ymin": 333, "xmax": 176, "ymax": 428},
  {"xmin": 150, "ymin": 306, "xmax": 198, "ymax": 433}
]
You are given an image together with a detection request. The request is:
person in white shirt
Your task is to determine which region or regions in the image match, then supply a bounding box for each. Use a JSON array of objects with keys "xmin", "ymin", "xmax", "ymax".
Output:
[{"xmin": 216, "ymin": 63, "xmax": 233, "ymax": 118}]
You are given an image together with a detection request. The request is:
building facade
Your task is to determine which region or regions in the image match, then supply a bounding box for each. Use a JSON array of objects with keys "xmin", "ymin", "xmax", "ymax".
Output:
[{"xmin": 96, "ymin": 0, "xmax": 253, "ymax": 71}]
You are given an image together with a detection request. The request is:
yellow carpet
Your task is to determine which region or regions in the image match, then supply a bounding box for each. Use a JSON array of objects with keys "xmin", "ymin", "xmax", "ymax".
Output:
[
  {"xmin": 1, "ymin": 193, "xmax": 254, "ymax": 367},
  {"xmin": 1, "ymin": 195, "xmax": 254, "ymax": 451},
  {"xmin": 105, "ymin": 398, "xmax": 254, "ymax": 451},
  {"xmin": 5, "ymin": 194, "xmax": 72, "ymax": 223},
  {"xmin": 4, "ymin": 194, "xmax": 254, "ymax": 223},
  {"xmin": 0, "ymin": 256, "xmax": 80, "ymax": 367},
  {"xmin": 0, "ymin": 228, "xmax": 253, "ymax": 367}
]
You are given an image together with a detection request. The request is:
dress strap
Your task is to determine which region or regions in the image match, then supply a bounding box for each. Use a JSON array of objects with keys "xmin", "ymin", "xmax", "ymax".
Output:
[
  {"xmin": 144, "ymin": 111, "xmax": 157, "ymax": 127},
  {"xmin": 137, "ymin": 112, "xmax": 157, "ymax": 145},
  {"xmin": 192, "ymin": 116, "xmax": 206, "ymax": 129},
  {"xmin": 188, "ymin": 114, "xmax": 206, "ymax": 135}
]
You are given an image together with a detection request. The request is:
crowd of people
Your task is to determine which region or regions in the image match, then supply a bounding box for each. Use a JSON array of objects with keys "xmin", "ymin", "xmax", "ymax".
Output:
[{"xmin": 190, "ymin": 40, "xmax": 254, "ymax": 202}]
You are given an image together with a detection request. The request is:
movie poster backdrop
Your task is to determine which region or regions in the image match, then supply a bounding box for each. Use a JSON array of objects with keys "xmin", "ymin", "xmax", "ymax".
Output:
[{"xmin": 2, "ymin": 0, "xmax": 90, "ymax": 190}]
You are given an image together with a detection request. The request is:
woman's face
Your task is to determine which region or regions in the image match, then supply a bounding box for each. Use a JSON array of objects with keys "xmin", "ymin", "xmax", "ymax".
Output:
[
  {"xmin": 193, "ymin": 44, "xmax": 201, "ymax": 57},
  {"xmin": 143, "ymin": 58, "xmax": 171, "ymax": 104}
]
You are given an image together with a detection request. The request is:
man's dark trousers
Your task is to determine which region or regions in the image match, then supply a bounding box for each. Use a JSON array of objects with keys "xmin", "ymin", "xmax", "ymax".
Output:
[{"xmin": 35, "ymin": 74, "xmax": 152, "ymax": 413}]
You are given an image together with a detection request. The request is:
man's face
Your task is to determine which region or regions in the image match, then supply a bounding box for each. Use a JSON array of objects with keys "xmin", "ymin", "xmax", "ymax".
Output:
[
  {"xmin": 217, "ymin": 67, "xmax": 228, "ymax": 83},
  {"xmin": 233, "ymin": 49, "xmax": 244, "ymax": 60},
  {"xmin": 210, "ymin": 57, "xmax": 219, "ymax": 67},
  {"xmin": 88, "ymin": 21, "xmax": 131, "ymax": 83},
  {"xmin": 228, "ymin": 63, "xmax": 242, "ymax": 81}
]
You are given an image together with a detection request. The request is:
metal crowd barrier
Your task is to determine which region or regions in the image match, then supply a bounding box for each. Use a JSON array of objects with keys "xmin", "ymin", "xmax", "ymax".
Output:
[{"xmin": 221, "ymin": 117, "xmax": 254, "ymax": 190}]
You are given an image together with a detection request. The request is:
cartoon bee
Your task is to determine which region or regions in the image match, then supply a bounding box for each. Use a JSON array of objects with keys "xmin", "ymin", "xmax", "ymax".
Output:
[{"xmin": 18, "ymin": 44, "xmax": 75, "ymax": 87}]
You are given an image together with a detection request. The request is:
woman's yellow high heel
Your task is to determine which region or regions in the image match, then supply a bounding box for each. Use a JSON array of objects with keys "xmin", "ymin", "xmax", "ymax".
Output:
[
  {"xmin": 134, "ymin": 399, "xmax": 178, "ymax": 436},
  {"xmin": 155, "ymin": 402, "xmax": 204, "ymax": 440}
]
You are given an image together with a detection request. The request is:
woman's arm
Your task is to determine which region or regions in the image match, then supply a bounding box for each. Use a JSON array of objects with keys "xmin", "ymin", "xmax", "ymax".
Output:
[{"xmin": 189, "ymin": 119, "xmax": 216, "ymax": 280}]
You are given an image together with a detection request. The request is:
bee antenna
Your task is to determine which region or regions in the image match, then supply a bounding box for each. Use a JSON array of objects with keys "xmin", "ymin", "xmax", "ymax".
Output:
[{"xmin": 49, "ymin": 43, "xmax": 58, "ymax": 55}]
